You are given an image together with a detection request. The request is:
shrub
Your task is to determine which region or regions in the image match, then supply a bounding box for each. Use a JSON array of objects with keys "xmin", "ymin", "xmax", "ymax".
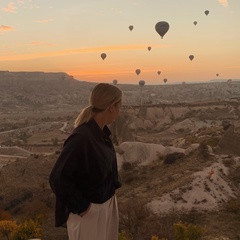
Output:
[
  {"xmin": 229, "ymin": 166, "xmax": 240, "ymax": 187},
  {"xmin": 222, "ymin": 120, "xmax": 231, "ymax": 131},
  {"xmin": 119, "ymin": 230, "xmax": 133, "ymax": 240},
  {"xmin": 224, "ymin": 197, "xmax": 240, "ymax": 214},
  {"xmin": 0, "ymin": 210, "xmax": 12, "ymax": 221},
  {"xmin": 173, "ymin": 222, "xmax": 204, "ymax": 240},
  {"xmin": 20, "ymin": 199, "xmax": 49, "ymax": 224},
  {"xmin": 5, "ymin": 191, "xmax": 33, "ymax": 212},
  {"xmin": 198, "ymin": 142, "xmax": 209, "ymax": 159},
  {"xmin": 122, "ymin": 162, "xmax": 134, "ymax": 171},
  {"xmin": 151, "ymin": 236, "xmax": 168, "ymax": 240},
  {"xmin": 51, "ymin": 137, "xmax": 58, "ymax": 146},
  {"xmin": 12, "ymin": 219, "xmax": 42, "ymax": 240},
  {"xmin": 163, "ymin": 152, "xmax": 185, "ymax": 164},
  {"xmin": 0, "ymin": 220, "xmax": 18, "ymax": 240}
]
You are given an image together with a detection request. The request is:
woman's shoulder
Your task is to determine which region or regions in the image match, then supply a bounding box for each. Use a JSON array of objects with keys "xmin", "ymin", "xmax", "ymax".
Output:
[
  {"xmin": 73, "ymin": 122, "xmax": 90, "ymax": 134},
  {"xmin": 63, "ymin": 124, "xmax": 90, "ymax": 145},
  {"xmin": 64, "ymin": 120, "xmax": 102, "ymax": 147}
]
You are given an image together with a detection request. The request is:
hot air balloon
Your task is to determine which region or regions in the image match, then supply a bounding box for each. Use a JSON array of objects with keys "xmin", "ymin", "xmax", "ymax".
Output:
[
  {"xmin": 113, "ymin": 79, "xmax": 118, "ymax": 85},
  {"xmin": 205, "ymin": 10, "xmax": 209, "ymax": 16},
  {"xmin": 139, "ymin": 80, "xmax": 145, "ymax": 104},
  {"xmin": 139, "ymin": 80, "xmax": 145, "ymax": 88},
  {"xmin": 163, "ymin": 78, "xmax": 167, "ymax": 83},
  {"xmin": 101, "ymin": 53, "xmax": 107, "ymax": 60},
  {"xmin": 216, "ymin": 73, "xmax": 219, "ymax": 77},
  {"xmin": 155, "ymin": 21, "xmax": 169, "ymax": 39},
  {"xmin": 157, "ymin": 71, "xmax": 161, "ymax": 75},
  {"xmin": 147, "ymin": 46, "xmax": 151, "ymax": 51},
  {"xmin": 189, "ymin": 55, "xmax": 194, "ymax": 61},
  {"xmin": 193, "ymin": 21, "xmax": 197, "ymax": 26},
  {"xmin": 135, "ymin": 69, "xmax": 141, "ymax": 75},
  {"xmin": 129, "ymin": 25, "xmax": 134, "ymax": 31}
]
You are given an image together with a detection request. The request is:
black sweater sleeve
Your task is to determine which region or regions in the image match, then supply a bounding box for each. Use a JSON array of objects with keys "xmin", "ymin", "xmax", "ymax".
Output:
[{"xmin": 49, "ymin": 134, "xmax": 90, "ymax": 215}]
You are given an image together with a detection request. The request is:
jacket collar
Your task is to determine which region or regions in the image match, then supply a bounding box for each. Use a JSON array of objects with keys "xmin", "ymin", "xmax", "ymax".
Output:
[{"xmin": 87, "ymin": 119, "xmax": 111, "ymax": 138}]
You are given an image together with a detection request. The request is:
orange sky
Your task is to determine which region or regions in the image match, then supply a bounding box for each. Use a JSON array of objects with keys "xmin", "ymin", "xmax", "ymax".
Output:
[{"xmin": 0, "ymin": 0, "xmax": 239, "ymax": 84}]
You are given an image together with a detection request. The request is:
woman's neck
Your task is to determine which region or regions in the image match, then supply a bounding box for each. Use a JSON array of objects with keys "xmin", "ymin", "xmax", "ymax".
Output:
[{"xmin": 93, "ymin": 113, "xmax": 107, "ymax": 130}]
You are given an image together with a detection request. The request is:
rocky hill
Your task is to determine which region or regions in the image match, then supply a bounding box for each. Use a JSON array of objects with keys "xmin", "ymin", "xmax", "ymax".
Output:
[
  {"xmin": 1, "ymin": 71, "xmax": 240, "ymax": 112},
  {"xmin": 0, "ymin": 71, "xmax": 94, "ymax": 112},
  {"xmin": 1, "ymin": 71, "xmax": 240, "ymax": 240}
]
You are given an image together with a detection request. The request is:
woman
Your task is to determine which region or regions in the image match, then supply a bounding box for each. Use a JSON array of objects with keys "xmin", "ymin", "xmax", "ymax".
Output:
[{"xmin": 49, "ymin": 83, "xmax": 122, "ymax": 240}]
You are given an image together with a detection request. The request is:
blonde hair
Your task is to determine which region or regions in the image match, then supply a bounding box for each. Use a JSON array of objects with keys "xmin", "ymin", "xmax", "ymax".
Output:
[{"xmin": 74, "ymin": 83, "xmax": 122, "ymax": 128}]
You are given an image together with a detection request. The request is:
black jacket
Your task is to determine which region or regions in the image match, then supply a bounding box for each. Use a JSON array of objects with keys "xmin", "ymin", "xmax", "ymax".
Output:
[{"xmin": 49, "ymin": 119, "xmax": 121, "ymax": 227}]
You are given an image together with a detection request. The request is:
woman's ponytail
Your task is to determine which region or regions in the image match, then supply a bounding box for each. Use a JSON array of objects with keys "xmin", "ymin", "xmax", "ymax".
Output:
[{"xmin": 74, "ymin": 105, "xmax": 93, "ymax": 128}]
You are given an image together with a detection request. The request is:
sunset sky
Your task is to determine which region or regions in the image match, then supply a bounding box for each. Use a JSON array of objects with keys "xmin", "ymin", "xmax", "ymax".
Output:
[{"xmin": 0, "ymin": 0, "xmax": 240, "ymax": 84}]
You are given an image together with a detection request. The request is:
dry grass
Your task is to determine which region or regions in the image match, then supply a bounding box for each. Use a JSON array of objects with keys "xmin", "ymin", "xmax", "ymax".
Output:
[
  {"xmin": 118, "ymin": 150, "xmax": 213, "ymax": 205},
  {"xmin": 0, "ymin": 153, "xmax": 69, "ymax": 240},
  {"xmin": 1, "ymin": 99, "xmax": 240, "ymax": 239},
  {"xmin": 117, "ymin": 150, "xmax": 240, "ymax": 240}
]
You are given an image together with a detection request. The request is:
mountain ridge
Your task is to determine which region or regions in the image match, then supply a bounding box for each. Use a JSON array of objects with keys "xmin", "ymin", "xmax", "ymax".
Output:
[{"xmin": 1, "ymin": 71, "xmax": 240, "ymax": 113}]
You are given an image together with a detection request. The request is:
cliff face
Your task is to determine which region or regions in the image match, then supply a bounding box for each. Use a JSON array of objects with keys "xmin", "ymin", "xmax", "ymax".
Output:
[
  {"xmin": 0, "ymin": 71, "xmax": 72, "ymax": 81},
  {"xmin": 0, "ymin": 71, "xmax": 94, "ymax": 110}
]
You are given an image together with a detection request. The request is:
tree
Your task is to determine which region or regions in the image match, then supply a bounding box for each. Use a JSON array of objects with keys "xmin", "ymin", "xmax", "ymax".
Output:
[
  {"xmin": 12, "ymin": 219, "xmax": 42, "ymax": 240},
  {"xmin": 51, "ymin": 137, "xmax": 58, "ymax": 146},
  {"xmin": 0, "ymin": 219, "xmax": 42, "ymax": 240},
  {"xmin": 0, "ymin": 220, "xmax": 18, "ymax": 240}
]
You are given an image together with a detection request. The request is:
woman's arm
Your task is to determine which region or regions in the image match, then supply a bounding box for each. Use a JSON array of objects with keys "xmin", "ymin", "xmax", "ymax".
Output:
[{"xmin": 49, "ymin": 135, "xmax": 90, "ymax": 214}]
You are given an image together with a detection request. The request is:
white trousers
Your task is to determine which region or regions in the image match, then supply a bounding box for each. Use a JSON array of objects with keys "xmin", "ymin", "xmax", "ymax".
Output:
[{"xmin": 66, "ymin": 195, "xmax": 119, "ymax": 240}]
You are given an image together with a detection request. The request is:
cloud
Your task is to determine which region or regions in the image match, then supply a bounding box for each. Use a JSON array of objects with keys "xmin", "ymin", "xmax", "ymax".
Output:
[
  {"xmin": 0, "ymin": 44, "xmax": 170, "ymax": 61},
  {"xmin": 34, "ymin": 19, "xmax": 53, "ymax": 23},
  {"xmin": 1, "ymin": 1, "xmax": 39, "ymax": 13},
  {"xmin": 0, "ymin": 25, "xmax": 15, "ymax": 33},
  {"xmin": 31, "ymin": 41, "xmax": 56, "ymax": 46},
  {"xmin": 16, "ymin": 0, "xmax": 25, "ymax": 4},
  {"xmin": 1, "ymin": 2, "xmax": 17, "ymax": 13},
  {"xmin": 218, "ymin": 0, "xmax": 228, "ymax": 7},
  {"xmin": 111, "ymin": 8, "xmax": 122, "ymax": 14}
]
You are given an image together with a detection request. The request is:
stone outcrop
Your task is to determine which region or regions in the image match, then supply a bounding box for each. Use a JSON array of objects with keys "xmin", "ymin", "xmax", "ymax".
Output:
[{"xmin": 218, "ymin": 125, "xmax": 240, "ymax": 155}]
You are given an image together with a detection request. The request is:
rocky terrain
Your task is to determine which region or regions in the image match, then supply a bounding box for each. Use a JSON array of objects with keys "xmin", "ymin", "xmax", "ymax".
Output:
[
  {"xmin": 1, "ymin": 71, "xmax": 240, "ymax": 112},
  {"xmin": 0, "ymin": 71, "xmax": 240, "ymax": 240}
]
